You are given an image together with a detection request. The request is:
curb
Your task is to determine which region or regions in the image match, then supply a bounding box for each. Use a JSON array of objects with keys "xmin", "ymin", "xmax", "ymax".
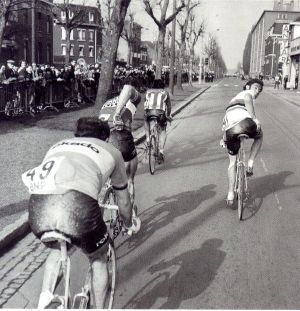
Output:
[
  {"xmin": 0, "ymin": 213, "xmax": 30, "ymax": 252},
  {"xmin": 134, "ymin": 85, "xmax": 211, "ymax": 145},
  {"xmin": 0, "ymin": 85, "xmax": 211, "ymax": 252}
]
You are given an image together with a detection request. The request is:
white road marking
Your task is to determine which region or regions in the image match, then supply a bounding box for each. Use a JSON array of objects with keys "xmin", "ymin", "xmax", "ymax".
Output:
[
  {"xmin": 234, "ymin": 85, "xmax": 239, "ymax": 87},
  {"xmin": 224, "ymin": 84, "xmax": 229, "ymax": 86},
  {"xmin": 260, "ymin": 158, "xmax": 282, "ymax": 210},
  {"xmin": 260, "ymin": 157, "xmax": 268, "ymax": 172}
]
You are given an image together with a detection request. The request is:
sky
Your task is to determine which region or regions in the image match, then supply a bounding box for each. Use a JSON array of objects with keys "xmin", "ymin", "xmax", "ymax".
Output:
[{"xmin": 77, "ymin": 0, "xmax": 276, "ymax": 71}]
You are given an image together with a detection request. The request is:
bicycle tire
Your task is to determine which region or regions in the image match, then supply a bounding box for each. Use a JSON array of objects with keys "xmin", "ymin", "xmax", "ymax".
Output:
[
  {"xmin": 237, "ymin": 163, "xmax": 245, "ymax": 221},
  {"xmin": 149, "ymin": 135, "xmax": 156, "ymax": 175},
  {"xmin": 104, "ymin": 242, "xmax": 117, "ymax": 309},
  {"xmin": 102, "ymin": 186, "xmax": 123, "ymax": 240}
]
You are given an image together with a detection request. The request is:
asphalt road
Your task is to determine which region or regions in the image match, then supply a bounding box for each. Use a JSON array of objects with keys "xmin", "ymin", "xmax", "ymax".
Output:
[{"xmin": 3, "ymin": 78, "xmax": 300, "ymax": 308}]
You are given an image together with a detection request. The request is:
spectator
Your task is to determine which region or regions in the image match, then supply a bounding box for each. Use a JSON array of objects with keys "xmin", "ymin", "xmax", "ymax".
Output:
[
  {"xmin": 283, "ymin": 75, "xmax": 288, "ymax": 90},
  {"xmin": 0, "ymin": 65, "xmax": 6, "ymax": 83},
  {"xmin": 295, "ymin": 75, "xmax": 298, "ymax": 89},
  {"xmin": 18, "ymin": 60, "xmax": 27, "ymax": 80},
  {"xmin": 5, "ymin": 60, "xmax": 17, "ymax": 80},
  {"xmin": 274, "ymin": 74, "xmax": 280, "ymax": 89}
]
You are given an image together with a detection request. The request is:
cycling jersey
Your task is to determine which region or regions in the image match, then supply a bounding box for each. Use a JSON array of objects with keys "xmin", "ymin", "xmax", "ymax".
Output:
[
  {"xmin": 99, "ymin": 89, "xmax": 141, "ymax": 131},
  {"xmin": 223, "ymin": 89, "xmax": 255, "ymax": 131},
  {"xmin": 22, "ymin": 137, "xmax": 128, "ymax": 200},
  {"xmin": 144, "ymin": 89, "xmax": 171, "ymax": 114}
]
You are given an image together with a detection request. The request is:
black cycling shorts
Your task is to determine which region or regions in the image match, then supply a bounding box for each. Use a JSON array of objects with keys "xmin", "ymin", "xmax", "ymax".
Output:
[
  {"xmin": 109, "ymin": 129, "xmax": 137, "ymax": 162},
  {"xmin": 28, "ymin": 190, "xmax": 108, "ymax": 254},
  {"xmin": 144, "ymin": 109, "xmax": 167, "ymax": 129},
  {"xmin": 225, "ymin": 118, "xmax": 262, "ymax": 155}
]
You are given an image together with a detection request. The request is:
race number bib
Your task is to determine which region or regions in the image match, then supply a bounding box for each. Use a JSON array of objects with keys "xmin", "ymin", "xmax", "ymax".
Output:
[{"xmin": 22, "ymin": 157, "xmax": 64, "ymax": 194}]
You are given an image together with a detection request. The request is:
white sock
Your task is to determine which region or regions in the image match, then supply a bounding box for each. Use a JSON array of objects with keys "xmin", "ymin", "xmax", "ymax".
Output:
[
  {"xmin": 248, "ymin": 159, "xmax": 254, "ymax": 168},
  {"xmin": 227, "ymin": 192, "xmax": 234, "ymax": 200},
  {"xmin": 38, "ymin": 291, "xmax": 54, "ymax": 309}
]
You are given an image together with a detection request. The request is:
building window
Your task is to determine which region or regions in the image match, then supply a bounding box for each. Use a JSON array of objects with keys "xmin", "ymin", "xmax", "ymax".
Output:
[
  {"xmin": 89, "ymin": 12, "xmax": 94, "ymax": 22},
  {"xmin": 61, "ymin": 27, "xmax": 66, "ymax": 40},
  {"xmin": 47, "ymin": 16, "xmax": 51, "ymax": 33},
  {"xmin": 89, "ymin": 30, "xmax": 94, "ymax": 41},
  {"xmin": 47, "ymin": 44, "xmax": 51, "ymax": 63},
  {"xmin": 78, "ymin": 29, "xmax": 86, "ymax": 41},
  {"xmin": 89, "ymin": 46, "xmax": 94, "ymax": 57},
  {"xmin": 62, "ymin": 45, "xmax": 66, "ymax": 55},
  {"xmin": 61, "ymin": 11, "xmax": 66, "ymax": 20},
  {"xmin": 79, "ymin": 46, "xmax": 84, "ymax": 57},
  {"xmin": 37, "ymin": 12, "xmax": 42, "ymax": 31},
  {"xmin": 70, "ymin": 45, "xmax": 74, "ymax": 56},
  {"xmin": 70, "ymin": 29, "xmax": 74, "ymax": 40},
  {"xmin": 37, "ymin": 42, "xmax": 42, "ymax": 63},
  {"xmin": 23, "ymin": 40, "xmax": 29, "ymax": 62},
  {"xmin": 69, "ymin": 10, "xmax": 74, "ymax": 19}
]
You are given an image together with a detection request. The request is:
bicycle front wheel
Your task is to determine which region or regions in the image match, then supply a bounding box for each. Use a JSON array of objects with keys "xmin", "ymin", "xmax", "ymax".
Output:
[
  {"xmin": 237, "ymin": 164, "xmax": 245, "ymax": 221},
  {"xmin": 104, "ymin": 242, "xmax": 117, "ymax": 309},
  {"xmin": 148, "ymin": 135, "xmax": 157, "ymax": 175}
]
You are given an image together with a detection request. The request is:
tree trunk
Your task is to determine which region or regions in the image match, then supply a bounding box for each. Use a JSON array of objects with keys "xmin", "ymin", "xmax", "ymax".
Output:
[
  {"xmin": 94, "ymin": 0, "xmax": 131, "ymax": 113},
  {"xmin": 189, "ymin": 49, "xmax": 194, "ymax": 85},
  {"xmin": 127, "ymin": 40, "xmax": 131, "ymax": 65},
  {"xmin": 176, "ymin": 43, "xmax": 185, "ymax": 91},
  {"xmin": 0, "ymin": 0, "xmax": 12, "ymax": 59},
  {"xmin": 155, "ymin": 27, "xmax": 166, "ymax": 79},
  {"xmin": 65, "ymin": 28, "xmax": 71, "ymax": 64}
]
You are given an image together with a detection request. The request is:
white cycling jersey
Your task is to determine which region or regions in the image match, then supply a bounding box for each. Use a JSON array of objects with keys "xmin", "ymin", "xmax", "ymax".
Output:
[{"xmin": 223, "ymin": 89, "xmax": 255, "ymax": 131}]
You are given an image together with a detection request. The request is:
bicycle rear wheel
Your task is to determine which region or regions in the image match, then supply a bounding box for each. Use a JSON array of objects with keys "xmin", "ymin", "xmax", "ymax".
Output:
[
  {"xmin": 148, "ymin": 135, "xmax": 157, "ymax": 175},
  {"xmin": 104, "ymin": 242, "xmax": 117, "ymax": 309},
  {"xmin": 237, "ymin": 164, "xmax": 245, "ymax": 221}
]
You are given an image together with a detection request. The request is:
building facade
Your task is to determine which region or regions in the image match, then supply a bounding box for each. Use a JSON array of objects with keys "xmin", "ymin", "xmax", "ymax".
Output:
[
  {"xmin": 250, "ymin": 10, "xmax": 300, "ymax": 76},
  {"xmin": 0, "ymin": 0, "xmax": 53, "ymax": 65},
  {"xmin": 288, "ymin": 21, "xmax": 300, "ymax": 87},
  {"xmin": 53, "ymin": 5, "xmax": 101, "ymax": 65}
]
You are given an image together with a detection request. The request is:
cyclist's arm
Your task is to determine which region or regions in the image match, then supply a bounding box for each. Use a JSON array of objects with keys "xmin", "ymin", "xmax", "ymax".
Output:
[
  {"xmin": 114, "ymin": 84, "xmax": 141, "ymax": 116},
  {"xmin": 110, "ymin": 148, "xmax": 132, "ymax": 227},
  {"xmin": 244, "ymin": 93, "xmax": 256, "ymax": 119},
  {"xmin": 165, "ymin": 92, "xmax": 172, "ymax": 117}
]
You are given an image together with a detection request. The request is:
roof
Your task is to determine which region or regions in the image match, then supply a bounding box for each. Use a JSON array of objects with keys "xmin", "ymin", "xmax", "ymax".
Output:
[{"xmin": 252, "ymin": 10, "xmax": 300, "ymax": 34}]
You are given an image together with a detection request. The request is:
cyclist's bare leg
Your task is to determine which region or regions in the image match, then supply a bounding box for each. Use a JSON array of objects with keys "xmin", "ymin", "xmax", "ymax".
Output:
[
  {"xmin": 38, "ymin": 249, "xmax": 61, "ymax": 308},
  {"xmin": 144, "ymin": 120, "xmax": 150, "ymax": 144},
  {"xmin": 125, "ymin": 156, "xmax": 138, "ymax": 206},
  {"xmin": 159, "ymin": 128, "xmax": 167, "ymax": 155},
  {"xmin": 248, "ymin": 132, "xmax": 263, "ymax": 171},
  {"xmin": 227, "ymin": 154, "xmax": 237, "ymax": 203},
  {"xmin": 87, "ymin": 244, "xmax": 108, "ymax": 309}
]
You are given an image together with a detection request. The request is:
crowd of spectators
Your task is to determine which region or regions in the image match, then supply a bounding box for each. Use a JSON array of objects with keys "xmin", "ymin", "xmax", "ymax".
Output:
[{"xmin": 0, "ymin": 59, "xmax": 200, "ymax": 116}]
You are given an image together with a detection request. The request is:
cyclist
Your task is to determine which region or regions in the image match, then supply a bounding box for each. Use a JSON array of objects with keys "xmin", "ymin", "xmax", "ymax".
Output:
[
  {"xmin": 221, "ymin": 78, "xmax": 263, "ymax": 205},
  {"xmin": 99, "ymin": 81, "xmax": 142, "ymax": 205},
  {"xmin": 22, "ymin": 117, "xmax": 141, "ymax": 309},
  {"xmin": 144, "ymin": 79, "xmax": 172, "ymax": 161}
]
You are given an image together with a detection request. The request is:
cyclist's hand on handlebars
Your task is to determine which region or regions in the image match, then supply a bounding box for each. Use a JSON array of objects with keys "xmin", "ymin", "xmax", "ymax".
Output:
[
  {"xmin": 113, "ymin": 114, "xmax": 124, "ymax": 130},
  {"xmin": 253, "ymin": 118, "xmax": 261, "ymax": 131},
  {"xmin": 166, "ymin": 116, "xmax": 173, "ymax": 123},
  {"xmin": 124, "ymin": 215, "xmax": 141, "ymax": 236}
]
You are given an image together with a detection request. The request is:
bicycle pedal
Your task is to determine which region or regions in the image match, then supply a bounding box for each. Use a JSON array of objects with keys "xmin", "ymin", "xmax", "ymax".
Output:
[{"xmin": 72, "ymin": 292, "xmax": 90, "ymax": 309}]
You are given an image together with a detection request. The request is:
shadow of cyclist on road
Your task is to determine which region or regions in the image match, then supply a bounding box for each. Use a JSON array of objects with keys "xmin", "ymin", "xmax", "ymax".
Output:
[
  {"xmin": 117, "ymin": 185, "xmax": 216, "ymax": 258},
  {"xmin": 125, "ymin": 238, "xmax": 226, "ymax": 309}
]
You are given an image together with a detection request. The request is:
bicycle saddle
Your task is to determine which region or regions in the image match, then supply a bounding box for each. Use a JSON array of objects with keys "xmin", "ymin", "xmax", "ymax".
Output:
[{"xmin": 41, "ymin": 231, "xmax": 71, "ymax": 244}]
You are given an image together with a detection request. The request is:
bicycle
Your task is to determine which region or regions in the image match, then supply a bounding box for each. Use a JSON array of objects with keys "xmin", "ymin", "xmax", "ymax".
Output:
[
  {"xmin": 147, "ymin": 116, "xmax": 171, "ymax": 175},
  {"xmin": 234, "ymin": 134, "xmax": 250, "ymax": 220},
  {"xmin": 38, "ymin": 189, "xmax": 122, "ymax": 309}
]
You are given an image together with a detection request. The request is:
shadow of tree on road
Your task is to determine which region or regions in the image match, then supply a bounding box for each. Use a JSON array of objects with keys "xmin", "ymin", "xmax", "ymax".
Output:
[
  {"xmin": 125, "ymin": 238, "xmax": 226, "ymax": 309},
  {"xmin": 117, "ymin": 185, "xmax": 217, "ymax": 259}
]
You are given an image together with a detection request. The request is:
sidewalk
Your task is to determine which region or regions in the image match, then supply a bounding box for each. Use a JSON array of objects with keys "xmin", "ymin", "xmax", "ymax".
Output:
[
  {"xmin": 0, "ymin": 82, "xmax": 211, "ymax": 252},
  {"xmin": 263, "ymin": 80, "xmax": 300, "ymax": 108}
]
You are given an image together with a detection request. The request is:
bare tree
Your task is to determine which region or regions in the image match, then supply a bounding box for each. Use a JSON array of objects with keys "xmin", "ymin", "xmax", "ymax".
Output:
[
  {"xmin": 51, "ymin": 0, "xmax": 87, "ymax": 64},
  {"xmin": 143, "ymin": 0, "xmax": 185, "ymax": 79},
  {"xmin": 176, "ymin": 0, "xmax": 199, "ymax": 90},
  {"xmin": 94, "ymin": 0, "xmax": 131, "ymax": 112},
  {"xmin": 121, "ymin": 11, "xmax": 135, "ymax": 65},
  {"xmin": 186, "ymin": 15, "xmax": 204, "ymax": 85}
]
